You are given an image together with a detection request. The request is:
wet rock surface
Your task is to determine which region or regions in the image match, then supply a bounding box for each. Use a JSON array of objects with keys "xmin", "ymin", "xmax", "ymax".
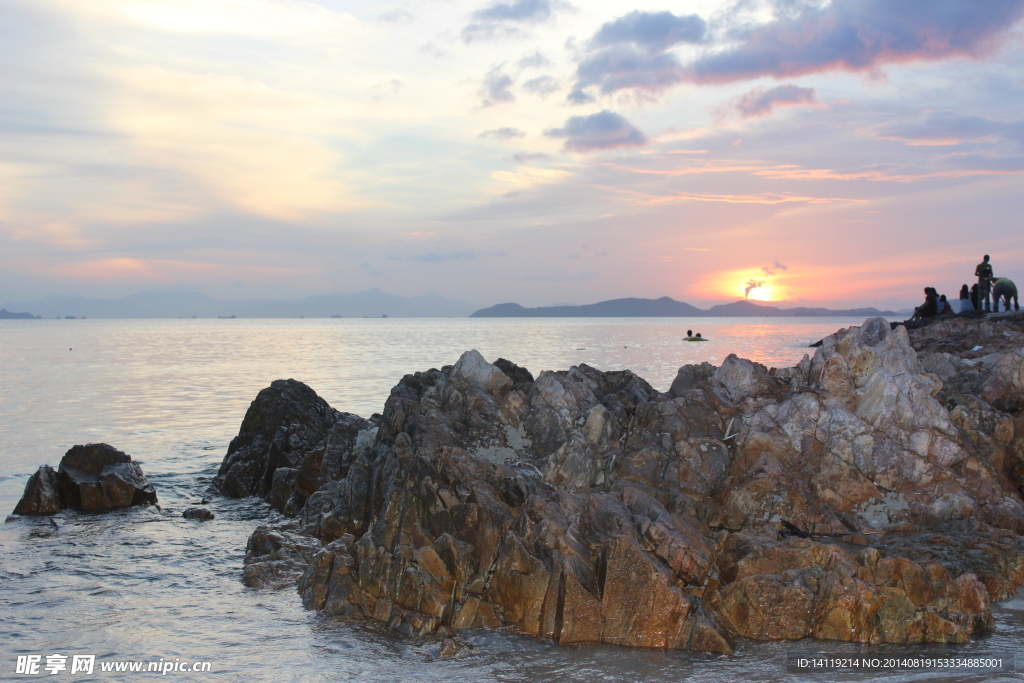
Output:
[
  {"xmin": 13, "ymin": 465, "xmax": 62, "ymax": 516},
  {"xmin": 183, "ymin": 507, "xmax": 215, "ymax": 521},
  {"xmin": 223, "ymin": 322, "xmax": 1024, "ymax": 652},
  {"xmin": 12, "ymin": 444, "xmax": 157, "ymax": 515}
]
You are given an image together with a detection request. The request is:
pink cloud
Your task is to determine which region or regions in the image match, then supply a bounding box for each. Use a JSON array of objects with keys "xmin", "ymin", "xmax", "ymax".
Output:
[{"xmin": 730, "ymin": 84, "xmax": 819, "ymax": 118}]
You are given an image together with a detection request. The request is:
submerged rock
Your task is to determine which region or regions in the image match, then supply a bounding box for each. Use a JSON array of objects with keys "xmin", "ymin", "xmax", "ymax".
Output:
[
  {"xmin": 224, "ymin": 321, "xmax": 1024, "ymax": 653},
  {"xmin": 11, "ymin": 444, "xmax": 157, "ymax": 515},
  {"xmin": 183, "ymin": 507, "xmax": 214, "ymax": 521},
  {"xmin": 242, "ymin": 524, "xmax": 323, "ymax": 589}
]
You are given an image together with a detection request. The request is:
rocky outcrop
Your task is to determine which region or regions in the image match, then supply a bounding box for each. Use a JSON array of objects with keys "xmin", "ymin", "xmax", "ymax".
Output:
[
  {"xmin": 12, "ymin": 444, "xmax": 157, "ymax": 515},
  {"xmin": 224, "ymin": 321, "xmax": 1024, "ymax": 653},
  {"xmin": 213, "ymin": 378, "xmax": 378, "ymax": 514}
]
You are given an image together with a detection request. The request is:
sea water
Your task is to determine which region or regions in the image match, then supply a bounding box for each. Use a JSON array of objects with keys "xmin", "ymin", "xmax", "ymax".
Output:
[{"xmin": 1, "ymin": 317, "xmax": 1021, "ymax": 682}]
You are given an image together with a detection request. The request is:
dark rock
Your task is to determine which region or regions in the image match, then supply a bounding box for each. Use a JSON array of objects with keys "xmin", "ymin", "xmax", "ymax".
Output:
[
  {"xmin": 268, "ymin": 467, "xmax": 300, "ymax": 512},
  {"xmin": 13, "ymin": 465, "xmax": 62, "ymax": 516},
  {"xmin": 668, "ymin": 362, "xmax": 715, "ymax": 397},
  {"xmin": 230, "ymin": 325, "xmax": 1024, "ymax": 653},
  {"xmin": 183, "ymin": 507, "xmax": 214, "ymax": 521},
  {"xmin": 58, "ymin": 444, "xmax": 156, "ymax": 510},
  {"xmin": 243, "ymin": 525, "xmax": 324, "ymax": 589},
  {"xmin": 213, "ymin": 378, "xmax": 373, "ymax": 505},
  {"xmin": 494, "ymin": 358, "xmax": 534, "ymax": 387},
  {"xmin": 12, "ymin": 444, "xmax": 157, "ymax": 515}
]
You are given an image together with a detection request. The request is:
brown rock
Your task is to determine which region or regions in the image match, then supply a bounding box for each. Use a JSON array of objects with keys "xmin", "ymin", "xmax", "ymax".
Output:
[
  {"xmin": 600, "ymin": 536, "xmax": 692, "ymax": 648},
  {"xmin": 56, "ymin": 444, "xmax": 157, "ymax": 510},
  {"xmin": 13, "ymin": 465, "xmax": 61, "ymax": 516},
  {"xmin": 712, "ymin": 573, "xmax": 814, "ymax": 640}
]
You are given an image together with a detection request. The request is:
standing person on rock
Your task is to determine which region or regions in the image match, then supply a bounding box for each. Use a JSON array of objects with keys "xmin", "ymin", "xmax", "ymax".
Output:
[
  {"xmin": 975, "ymin": 255, "xmax": 994, "ymax": 312},
  {"xmin": 991, "ymin": 277, "xmax": 1019, "ymax": 312}
]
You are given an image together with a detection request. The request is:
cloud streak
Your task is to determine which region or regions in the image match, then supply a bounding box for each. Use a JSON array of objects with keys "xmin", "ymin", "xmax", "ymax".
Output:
[
  {"xmin": 523, "ymin": 75, "xmax": 560, "ymax": 96},
  {"xmin": 480, "ymin": 66, "xmax": 516, "ymax": 106},
  {"xmin": 688, "ymin": 0, "xmax": 1024, "ymax": 83},
  {"xmin": 568, "ymin": 10, "xmax": 706, "ymax": 102},
  {"xmin": 473, "ymin": 0, "xmax": 556, "ymax": 23},
  {"xmin": 545, "ymin": 110, "xmax": 647, "ymax": 152},
  {"xmin": 480, "ymin": 127, "xmax": 526, "ymax": 140},
  {"xmin": 411, "ymin": 251, "xmax": 478, "ymax": 263},
  {"xmin": 872, "ymin": 111, "xmax": 1024, "ymax": 147},
  {"xmin": 590, "ymin": 10, "xmax": 706, "ymax": 52},
  {"xmin": 463, "ymin": 0, "xmax": 568, "ymax": 42},
  {"xmin": 732, "ymin": 84, "xmax": 818, "ymax": 118}
]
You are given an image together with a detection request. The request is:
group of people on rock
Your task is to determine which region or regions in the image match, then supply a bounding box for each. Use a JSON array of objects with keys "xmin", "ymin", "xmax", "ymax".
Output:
[{"xmin": 912, "ymin": 255, "xmax": 1019, "ymax": 321}]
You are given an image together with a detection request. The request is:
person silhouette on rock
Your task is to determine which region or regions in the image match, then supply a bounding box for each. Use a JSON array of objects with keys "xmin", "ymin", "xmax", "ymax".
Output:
[
  {"xmin": 976, "ymin": 255, "xmax": 994, "ymax": 312},
  {"xmin": 959, "ymin": 284, "xmax": 972, "ymax": 312}
]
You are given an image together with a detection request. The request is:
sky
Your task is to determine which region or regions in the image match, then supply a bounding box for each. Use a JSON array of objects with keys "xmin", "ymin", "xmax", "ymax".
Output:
[{"xmin": 2, "ymin": 0, "xmax": 1024, "ymax": 309}]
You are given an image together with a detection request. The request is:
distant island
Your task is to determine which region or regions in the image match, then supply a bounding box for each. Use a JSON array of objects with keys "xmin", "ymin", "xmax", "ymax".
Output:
[
  {"xmin": 2, "ymin": 288, "xmax": 475, "ymax": 319},
  {"xmin": 0, "ymin": 308, "xmax": 40, "ymax": 319},
  {"xmin": 471, "ymin": 297, "xmax": 898, "ymax": 318}
]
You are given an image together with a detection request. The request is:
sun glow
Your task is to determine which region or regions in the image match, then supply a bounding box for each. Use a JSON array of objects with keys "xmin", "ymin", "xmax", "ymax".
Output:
[
  {"xmin": 746, "ymin": 283, "xmax": 775, "ymax": 301},
  {"xmin": 691, "ymin": 266, "xmax": 797, "ymax": 303}
]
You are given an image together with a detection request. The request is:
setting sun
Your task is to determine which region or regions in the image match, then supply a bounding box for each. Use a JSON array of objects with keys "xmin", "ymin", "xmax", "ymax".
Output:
[
  {"xmin": 746, "ymin": 283, "xmax": 775, "ymax": 301},
  {"xmin": 691, "ymin": 266, "xmax": 795, "ymax": 303}
]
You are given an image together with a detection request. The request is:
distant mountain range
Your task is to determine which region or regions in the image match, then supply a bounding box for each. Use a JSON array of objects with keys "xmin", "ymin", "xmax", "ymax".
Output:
[
  {"xmin": 1, "ymin": 291, "xmax": 901, "ymax": 320},
  {"xmin": 0, "ymin": 308, "xmax": 40, "ymax": 319},
  {"xmin": 470, "ymin": 297, "xmax": 899, "ymax": 318},
  {"xmin": 1, "ymin": 288, "xmax": 476, "ymax": 319}
]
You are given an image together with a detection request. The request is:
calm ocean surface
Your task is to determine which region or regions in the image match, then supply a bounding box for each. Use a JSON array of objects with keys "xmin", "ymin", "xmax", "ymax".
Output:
[{"xmin": 1, "ymin": 317, "xmax": 1021, "ymax": 682}]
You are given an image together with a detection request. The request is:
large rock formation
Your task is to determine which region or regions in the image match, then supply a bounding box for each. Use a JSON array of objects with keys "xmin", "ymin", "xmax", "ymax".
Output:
[
  {"xmin": 213, "ymin": 378, "xmax": 378, "ymax": 515},
  {"xmin": 224, "ymin": 319, "xmax": 1024, "ymax": 652},
  {"xmin": 13, "ymin": 443, "xmax": 157, "ymax": 515}
]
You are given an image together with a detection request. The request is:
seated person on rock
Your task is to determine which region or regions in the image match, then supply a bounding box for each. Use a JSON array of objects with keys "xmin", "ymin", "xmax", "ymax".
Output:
[
  {"xmin": 938, "ymin": 294, "xmax": 953, "ymax": 315},
  {"xmin": 992, "ymin": 277, "xmax": 1019, "ymax": 312},
  {"xmin": 911, "ymin": 287, "xmax": 938, "ymax": 321},
  {"xmin": 958, "ymin": 284, "xmax": 973, "ymax": 312}
]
